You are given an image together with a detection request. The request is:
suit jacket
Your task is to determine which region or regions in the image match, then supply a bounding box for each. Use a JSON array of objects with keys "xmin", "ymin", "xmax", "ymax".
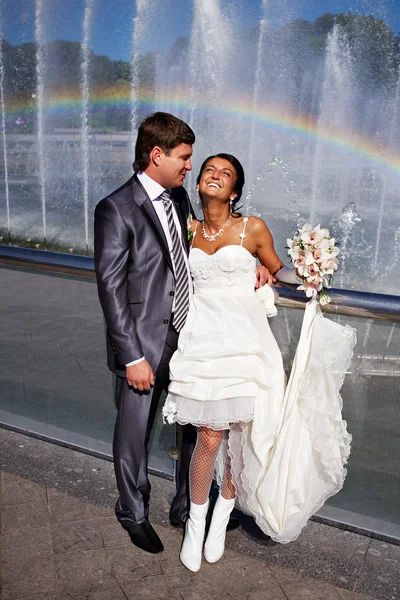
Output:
[{"xmin": 94, "ymin": 174, "xmax": 194, "ymax": 377}]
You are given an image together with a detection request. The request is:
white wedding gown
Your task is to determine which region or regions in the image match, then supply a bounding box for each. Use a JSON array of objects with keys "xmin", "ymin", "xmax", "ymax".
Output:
[{"xmin": 163, "ymin": 243, "xmax": 356, "ymax": 543}]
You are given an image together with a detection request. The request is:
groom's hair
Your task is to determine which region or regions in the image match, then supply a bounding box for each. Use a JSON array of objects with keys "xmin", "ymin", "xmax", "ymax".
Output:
[{"xmin": 133, "ymin": 112, "xmax": 195, "ymax": 172}]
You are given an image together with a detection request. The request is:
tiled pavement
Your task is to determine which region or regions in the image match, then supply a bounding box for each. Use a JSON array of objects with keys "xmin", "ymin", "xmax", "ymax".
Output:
[{"xmin": 0, "ymin": 428, "xmax": 399, "ymax": 600}]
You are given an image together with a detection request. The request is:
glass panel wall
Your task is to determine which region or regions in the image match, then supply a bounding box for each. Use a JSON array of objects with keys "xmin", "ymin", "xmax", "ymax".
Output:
[
  {"xmin": 1, "ymin": 260, "xmax": 399, "ymax": 536},
  {"xmin": 0, "ymin": 266, "xmax": 175, "ymax": 478}
]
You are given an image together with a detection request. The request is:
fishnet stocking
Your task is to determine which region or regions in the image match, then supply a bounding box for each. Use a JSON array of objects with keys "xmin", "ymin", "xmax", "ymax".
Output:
[
  {"xmin": 189, "ymin": 427, "xmax": 224, "ymax": 505},
  {"xmin": 221, "ymin": 456, "xmax": 236, "ymax": 500}
]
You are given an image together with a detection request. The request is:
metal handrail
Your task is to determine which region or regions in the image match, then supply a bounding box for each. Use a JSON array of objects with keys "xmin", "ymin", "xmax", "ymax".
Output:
[{"xmin": 1, "ymin": 245, "xmax": 399, "ymax": 323}]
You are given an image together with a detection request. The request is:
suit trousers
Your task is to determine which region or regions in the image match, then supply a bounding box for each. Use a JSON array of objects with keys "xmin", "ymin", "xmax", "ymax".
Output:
[{"xmin": 113, "ymin": 321, "xmax": 179, "ymax": 524}]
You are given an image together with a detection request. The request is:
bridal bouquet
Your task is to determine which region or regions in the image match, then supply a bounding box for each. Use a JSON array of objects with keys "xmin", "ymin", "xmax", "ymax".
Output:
[{"xmin": 287, "ymin": 224, "xmax": 339, "ymax": 305}]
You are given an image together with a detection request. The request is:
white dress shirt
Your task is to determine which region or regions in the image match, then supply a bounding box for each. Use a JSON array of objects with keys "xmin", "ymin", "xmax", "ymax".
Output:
[{"xmin": 126, "ymin": 171, "xmax": 192, "ymax": 367}]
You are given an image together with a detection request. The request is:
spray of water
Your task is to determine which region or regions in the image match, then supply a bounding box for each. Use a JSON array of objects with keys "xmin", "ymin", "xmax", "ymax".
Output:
[
  {"xmin": 80, "ymin": 0, "xmax": 94, "ymax": 255},
  {"xmin": 130, "ymin": 0, "xmax": 158, "ymax": 155},
  {"xmin": 330, "ymin": 201, "xmax": 361, "ymax": 287},
  {"xmin": 248, "ymin": 14, "xmax": 268, "ymax": 185},
  {"xmin": 130, "ymin": 12, "xmax": 142, "ymax": 154},
  {"xmin": 0, "ymin": 2, "xmax": 10, "ymax": 243},
  {"xmin": 248, "ymin": 0, "xmax": 270, "ymax": 181},
  {"xmin": 373, "ymin": 67, "xmax": 400, "ymax": 271},
  {"xmin": 185, "ymin": 0, "xmax": 233, "ymax": 193},
  {"xmin": 35, "ymin": 0, "xmax": 47, "ymax": 247},
  {"xmin": 187, "ymin": 0, "xmax": 224, "ymax": 132},
  {"xmin": 246, "ymin": 156, "xmax": 302, "ymax": 227},
  {"xmin": 310, "ymin": 24, "xmax": 354, "ymax": 224}
]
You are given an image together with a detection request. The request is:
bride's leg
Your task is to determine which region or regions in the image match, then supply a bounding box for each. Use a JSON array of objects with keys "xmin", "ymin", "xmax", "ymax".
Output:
[
  {"xmin": 204, "ymin": 436, "xmax": 236, "ymax": 563},
  {"xmin": 180, "ymin": 427, "xmax": 224, "ymax": 572},
  {"xmin": 220, "ymin": 456, "xmax": 236, "ymax": 499},
  {"xmin": 190, "ymin": 427, "xmax": 224, "ymax": 504}
]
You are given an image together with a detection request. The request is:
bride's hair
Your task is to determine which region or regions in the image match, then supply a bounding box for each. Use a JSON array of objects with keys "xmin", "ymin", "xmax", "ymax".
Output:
[{"xmin": 196, "ymin": 153, "xmax": 245, "ymax": 216}]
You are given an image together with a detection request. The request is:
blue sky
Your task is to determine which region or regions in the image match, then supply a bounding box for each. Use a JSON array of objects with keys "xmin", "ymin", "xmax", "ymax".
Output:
[{"xmin": 2, "ymin": 0, "xmax": 400, "ymax": 61}]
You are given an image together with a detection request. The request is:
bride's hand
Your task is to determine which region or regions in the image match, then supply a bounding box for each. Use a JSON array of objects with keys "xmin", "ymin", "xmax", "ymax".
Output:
[{"xmin": 255, "ymin": 265, "xmax": 275, "ymax": 288}]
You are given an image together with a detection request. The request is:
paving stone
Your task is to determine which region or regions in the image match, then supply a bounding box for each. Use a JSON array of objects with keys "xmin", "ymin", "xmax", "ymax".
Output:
[
  {"xmin": 1, "ymin": 499, "xmax": 49, "ymax": 533},
  {"xmin": 12, "ymin": 594, "xmax": 60, "ymax": 600},
  {"xmin": 121, "ymin": 575, "xmax": 183, "ymax": 600},
  {"xmin": 47, "ymin": 486, "xmax": 111, "ymax": 524},
  {"xmin": 157, "ymin": 525, "xmax": 185, "ymax": 574},
  {"xmin": 355, "ymin": 539, "xmax": 400, "ymax": 600},
  {"xmin": 51, "ymin": 518, "xmax": 105, "ymax": 553},
  {"xmin": 1, "ymin": 553, "xmax": 57, "ymax": 600},
  {"xmin": 180, "ymin": 592, "xmax": 288, "ymax": 600},
  {"xmin": 54, "ymin": 546, "xmax": 118, "ymax": 597},
  {"xmin": 2, "ymin": 524, "xmax": 53, "ymax": 561},
  {"xmin": 263, "ymin": 521, "xmax": 370, "ymax": 590},
  {"xmin": 65, "ymin": 590, "xmax": 128, "ymax": 600},
  {"xmin": 106, "ymin": 543, "xmax": 163, "ymax": 584},
  {"xmin": 93, "ymin": 515, "xmax": 130, "ymax": 547},
  {"xmin": 17, "ymin": 592, "xmax": 128, "ymax": 600},
  {"xmin": 244, "ymin": 591, "xmax": 288, "ymax": 600},
  {"xmin": 338, "ymin": 589, "xmax": 379, "ymax": 599},
  {"xmin": 52, "ymin": 513, "xmax": 130, "ymax": 551},
  {"xmin": 1, "ymin": 471, "xmax": 47, "ymax": 506},
  {"xmin": 163, "ymin": 551, "xmax": 282, "ymax": 597},
  {"xmin": 283, "ymin": 580, "xmax": 350, "ymax": 599}
]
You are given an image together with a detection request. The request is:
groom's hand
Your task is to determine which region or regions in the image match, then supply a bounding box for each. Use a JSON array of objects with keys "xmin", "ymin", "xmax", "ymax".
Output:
[
  {"xmin": 255, "ymin": 265, "xmax": 275, "ymax": 288},
  {"xmin": 126, "ymin": 360, "xmax": 155, "ymax": 392}
]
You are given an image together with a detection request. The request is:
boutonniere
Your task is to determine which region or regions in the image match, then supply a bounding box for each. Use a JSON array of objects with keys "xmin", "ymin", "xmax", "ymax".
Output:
[{"xmin": 187, "ymin": 214, "xmax": 193, "ymax": 242}]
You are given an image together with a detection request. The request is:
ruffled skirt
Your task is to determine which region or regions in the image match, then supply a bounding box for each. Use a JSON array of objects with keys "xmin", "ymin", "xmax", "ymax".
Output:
[{"xmin": 163, "ymin": 288, "xmax": 285, "ymax": 430}]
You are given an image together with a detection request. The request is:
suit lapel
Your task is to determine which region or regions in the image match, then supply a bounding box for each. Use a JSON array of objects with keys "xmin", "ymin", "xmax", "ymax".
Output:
[{"xmin": 131, "ymin": 175, "xmax": 174, "ymax": 273}]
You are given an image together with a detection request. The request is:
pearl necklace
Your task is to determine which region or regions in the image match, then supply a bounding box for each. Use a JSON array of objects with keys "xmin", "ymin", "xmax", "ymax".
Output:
[{"xmin": 202, "ymin": 215, "xmax": 231, "ymax": 242}]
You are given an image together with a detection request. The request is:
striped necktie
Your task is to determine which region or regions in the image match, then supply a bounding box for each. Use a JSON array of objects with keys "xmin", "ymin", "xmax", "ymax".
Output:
[{"xmin": 161, "ymin": 190, "xmax": 190, "ymax": 331}]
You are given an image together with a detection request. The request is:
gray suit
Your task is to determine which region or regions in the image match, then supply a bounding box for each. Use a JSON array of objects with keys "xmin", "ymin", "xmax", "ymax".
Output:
[{"xmin": 94, "ymin": 174, "xmax": 194, "ymax": 524}]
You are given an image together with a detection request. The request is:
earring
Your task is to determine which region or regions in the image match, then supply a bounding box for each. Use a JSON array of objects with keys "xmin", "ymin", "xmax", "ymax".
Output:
[{"xmin": 229, "ymin": 197, "xmax": 233, "ymax": 212}]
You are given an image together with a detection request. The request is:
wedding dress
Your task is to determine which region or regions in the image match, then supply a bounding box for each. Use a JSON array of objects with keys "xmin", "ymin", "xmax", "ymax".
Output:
[{"xmin": 163, "ymin": 224, "xmax": 356, "ymax": 543}]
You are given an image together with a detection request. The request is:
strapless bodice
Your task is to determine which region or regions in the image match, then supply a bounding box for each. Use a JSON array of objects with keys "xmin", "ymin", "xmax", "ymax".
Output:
[{"xmin": 190, "ymin": 245, "xmax": 256, "ymax": 295}]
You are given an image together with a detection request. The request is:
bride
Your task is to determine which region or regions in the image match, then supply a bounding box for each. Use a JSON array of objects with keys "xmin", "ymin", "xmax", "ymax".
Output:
[{"xmin": 163, "ymin": 153, "xmax": 356, "ymax": 572}]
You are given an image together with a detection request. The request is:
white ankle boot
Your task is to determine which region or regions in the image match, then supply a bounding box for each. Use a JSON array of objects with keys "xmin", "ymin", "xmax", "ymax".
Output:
[
  {"xmin": 180, "ymin": 500, "xmax": 209, "ymax": 572},
  {"xmin": 204, "ymin": 495, "xmax": 235, "ymax": 564}
]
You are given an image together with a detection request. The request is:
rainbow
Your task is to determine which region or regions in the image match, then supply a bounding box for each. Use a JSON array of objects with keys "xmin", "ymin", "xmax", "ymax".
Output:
[{"xmin": 4, "ymin": 85, "xmax": 400, "ymax": 176}]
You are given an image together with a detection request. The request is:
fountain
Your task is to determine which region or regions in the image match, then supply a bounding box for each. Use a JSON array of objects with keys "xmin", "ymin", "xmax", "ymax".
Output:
[
  {"xmin": 310, "ymin": 25, "xmax": 355, "ymax": 226},
  {"xmin": 0, "ymin": 0, "xmax": 9, "ymax": 243},
  {"xmin": 80, "ymin": 0, "xmax": 94, "ymax": 255},
  {"xmin": 0, "ymin": 0, "xmax": 399, "ymax": 294},
  {"xmin": 372, "ymin": 67, "xmax": 400, "ymax": 271},
  {"xmin": 130, "ymin": 1, "xmax": 159, "ymax": 153},
  {"xmin": 248, "ymin": 7, "xmax": 268, "ymax": 186},
  {"xmin": 35, "ymin": 0, "xmax": 47, "ymax": 248}
]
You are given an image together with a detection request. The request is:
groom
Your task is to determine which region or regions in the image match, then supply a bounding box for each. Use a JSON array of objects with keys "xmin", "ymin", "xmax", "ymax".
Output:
[
  {"xmin": 95, "ymin": 112, "xmax": 197, "ymax": 554},
  {"xmin": 94, "ymin": 112, "xmax": 271, "ymax": 555}
]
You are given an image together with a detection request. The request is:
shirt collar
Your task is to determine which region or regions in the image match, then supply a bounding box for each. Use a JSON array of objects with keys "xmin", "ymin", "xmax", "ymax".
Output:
[{"xmin": 137, "ymin": 171, "xmax": 165, "ymax": 202}]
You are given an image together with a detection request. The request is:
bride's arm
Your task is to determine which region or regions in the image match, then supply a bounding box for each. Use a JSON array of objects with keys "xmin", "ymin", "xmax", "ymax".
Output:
[
  {"xmin": 248, "ymin": 217, "xmax": 301, "ymax": 284},
  {"xmin": 274, "ymin": 266, "xmax": 301, "ymax": 284},
  {"xmin": 248, "ymin": 217, "xmax": 284, "ymax": 276}
]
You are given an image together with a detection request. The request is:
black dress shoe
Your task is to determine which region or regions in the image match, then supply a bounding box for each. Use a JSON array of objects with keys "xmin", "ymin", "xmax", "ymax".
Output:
[
  {"xmin": 226, "ymin": 515, "xmax": 240, "ymax": 531},
  {"xmin": 120, "ymin": 518, "xmax": 164, "ymax": 554},
  {"xmin": 169, "ymin": 492, "xmax": 188, "ymax": 528}
]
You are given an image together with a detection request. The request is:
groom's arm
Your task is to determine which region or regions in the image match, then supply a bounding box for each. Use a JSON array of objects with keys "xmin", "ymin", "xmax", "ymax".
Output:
[{"xmin": 94, "ymin": 197, "xmax": 144, "ymax": 366}]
